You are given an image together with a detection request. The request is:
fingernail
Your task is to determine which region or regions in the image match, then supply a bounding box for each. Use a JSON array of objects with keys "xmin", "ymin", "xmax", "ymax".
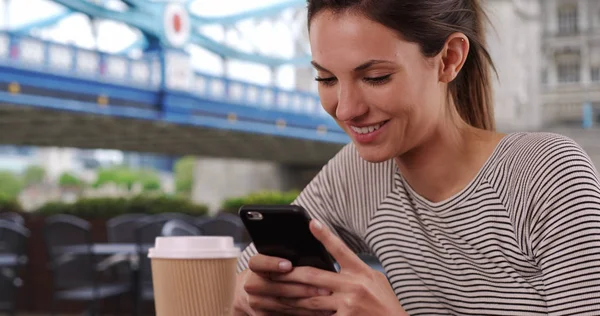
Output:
[
  {"xmin": 279, "ymin": 260, "xmax": 292, "ymax": 271},
  {"xmin": 313, "ymin": 220, "xmax": 323, "ymax": 230},
  {"xmin": 318, "ymin": 288, "xmax": 330, "ymax": 296}
]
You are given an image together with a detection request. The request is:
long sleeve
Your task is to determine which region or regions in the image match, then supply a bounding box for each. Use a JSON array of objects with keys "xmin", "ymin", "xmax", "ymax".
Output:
[{"xmin": 529, "ymin": 137, "xmax": 600, "ymax": 315}]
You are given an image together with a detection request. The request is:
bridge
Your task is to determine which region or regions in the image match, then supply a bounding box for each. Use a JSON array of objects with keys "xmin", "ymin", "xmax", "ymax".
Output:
[{"xmin": 0, "ymin": 0, "xmax": 349, "ymax": 166}]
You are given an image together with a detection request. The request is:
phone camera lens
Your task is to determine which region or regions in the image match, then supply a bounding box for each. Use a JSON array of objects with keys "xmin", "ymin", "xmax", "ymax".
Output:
[{"xmin": 247, "ymin": 211, "xmax": 263, "ymax": 221}]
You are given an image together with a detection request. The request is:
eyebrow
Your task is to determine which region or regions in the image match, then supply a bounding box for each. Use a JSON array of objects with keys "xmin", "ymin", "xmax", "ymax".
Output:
[{"xmin": 311, "ymin": 59, "xmax": 395, "ymax": 73}]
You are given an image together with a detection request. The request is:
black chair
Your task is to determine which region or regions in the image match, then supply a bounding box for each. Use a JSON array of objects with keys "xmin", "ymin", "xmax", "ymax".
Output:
[
  {"xmin": 134, "ymin": 215, "xmax": 170, "ymax": 315},
  {"xmin": 213, "ymin": 213, "xmax": 250, "ymax": 241},
  {"xmin": 106, "ymin": 213, "xmax": 149, "ymax": 303},
  {"xmin": 0, "ymin": 221, "xmax": 30, "ymax": 316},
  {"xmin": 215, "ymin": 212, "xmax": 241, "ymax": 221},
  {"xmin": 106, "ymin": 213, "xmax": 149, "ymax": 243},
  {"xmin": 194, "ymin": 215, "xmax": 212, "ymax": 228},
  {"xmin": 198, "ymin": 217, "xmax": 245, "ymax": 243},
  {"xmin": 160, "ymin": 212, "xmax": 197, "ymax": 224},
  {"xmin": 0, "ymin": 213, "xmax": 24, "ymax": 226},
  {"xmin": 44, "ymin": 214, "xmax": 131, "ymax": 316},
  {"xmin": 162, "ymin": 219, "xmax": 202, "ymax": 237}
]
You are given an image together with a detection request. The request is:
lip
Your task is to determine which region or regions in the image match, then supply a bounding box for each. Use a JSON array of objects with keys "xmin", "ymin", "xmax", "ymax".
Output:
[{"xmin": 347, "ymin": 120, "xmax": 389, "ymax": 144}]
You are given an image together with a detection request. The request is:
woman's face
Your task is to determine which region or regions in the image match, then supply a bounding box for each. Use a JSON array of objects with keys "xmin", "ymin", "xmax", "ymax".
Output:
[{"xmin": 309, "ymin": 10, "xmax": 447, "ymax": 163}]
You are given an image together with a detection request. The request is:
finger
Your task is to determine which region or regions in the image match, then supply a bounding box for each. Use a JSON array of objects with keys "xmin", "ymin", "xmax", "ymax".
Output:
[
  {"xmin": 247, "ymin": 295, "xmax": 322, "ymax": 315},
  {"xmin": 244, "ymin": 274, "xmax": 332, "ymax": 298},
  {"xmin": 279, "ymin": 296, "xmax": 337, "ymax": 312},
  {"xmin": 310, "ymin": 220, "xmax": 365, "ymax": 270},
  {"xmin": 271, "ymin": 266, "xmax": 341, "ymax": 291},
  {"xmin": 249, "ymin": 254, "xmax": 293, "ymax": 274}
]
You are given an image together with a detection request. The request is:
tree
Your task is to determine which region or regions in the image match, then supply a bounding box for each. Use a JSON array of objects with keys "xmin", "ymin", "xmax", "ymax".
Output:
[
  {"xmin": 94, "ymin": 166, "xmax": 138, "ymax": 191},
  {"xmin": 137, "ymin": 169, "xmax": 162, "ymax": 192},
  {"xmin": 174, "ymin": 156, "xmax": 195, "ymax": 197},
  {"xmin": 22, "ymin": 165, "xmax": 45, "ymax": 187},
  {"xmin": 93, "ymin": 166, "xmax": 162, "ymax": 192},
  {"xmin": 0, "ymin": 171, "xmax": 23, "ymax": 200},
  {"xmin": 59, "ymin": 172, "xmax": 83, "ymax": 189}
]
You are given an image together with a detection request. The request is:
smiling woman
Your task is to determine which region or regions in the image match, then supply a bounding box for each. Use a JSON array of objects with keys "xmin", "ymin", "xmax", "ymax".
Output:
[{"xmin": 233, "ymin": 0, "xmax": 600, "ymax": 315}]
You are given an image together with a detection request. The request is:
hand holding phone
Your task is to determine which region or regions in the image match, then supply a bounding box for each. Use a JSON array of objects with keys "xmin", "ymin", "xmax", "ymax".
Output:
[{"xmin": 239, "ymin": 204, "xmax": 337, "ymax": 272}]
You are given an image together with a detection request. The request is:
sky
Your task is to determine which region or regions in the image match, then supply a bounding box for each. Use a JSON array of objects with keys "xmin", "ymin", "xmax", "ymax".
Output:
[{"xmin": 0, "ymin": 0, "xmax": 306, "ymax": 88}]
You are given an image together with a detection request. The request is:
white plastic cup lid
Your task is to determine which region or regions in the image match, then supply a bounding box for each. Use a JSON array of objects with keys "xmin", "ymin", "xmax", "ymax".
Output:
[{"xmin": 148, "ymin": 236, "xmax": 240, "ymax": 259}]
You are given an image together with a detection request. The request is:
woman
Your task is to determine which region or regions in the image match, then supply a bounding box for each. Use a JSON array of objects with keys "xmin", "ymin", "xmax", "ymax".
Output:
[{"xmin": 234, "ymin": 0, "xmax": 600, "ymax": 315}]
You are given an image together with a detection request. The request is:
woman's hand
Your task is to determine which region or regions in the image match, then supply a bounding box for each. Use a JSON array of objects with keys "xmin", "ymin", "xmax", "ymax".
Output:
[
  {"xmin": 272, "ymin": 220, "xmax": 409, "ymax": 316},
  {"xmin": 233, "ymin": 252, "xmax": 333, "ymax": 316}
]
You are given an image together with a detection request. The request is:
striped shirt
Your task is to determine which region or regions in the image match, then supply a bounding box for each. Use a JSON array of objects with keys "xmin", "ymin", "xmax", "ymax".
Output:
[{"xmin": 237, "ymin": 132, "xmax": 600, "ymax": 315}]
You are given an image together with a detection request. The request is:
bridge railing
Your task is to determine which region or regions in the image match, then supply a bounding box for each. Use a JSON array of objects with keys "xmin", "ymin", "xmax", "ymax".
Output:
[
  {"xmin": 0, "ymin": 31, "xmax": 162, "ymax": 89},
  {"xmin": 191, "ymin": 72, "xmax": 328, "ymax": 117},
  {"xmin": 0, "ymin": 30, "xmax": 329, "ymax": 119}
]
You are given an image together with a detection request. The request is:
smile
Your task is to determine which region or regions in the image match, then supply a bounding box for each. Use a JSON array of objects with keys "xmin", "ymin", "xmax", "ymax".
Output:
[{"xmin": 350, "ymin": 121, "xmax": 387, "ymax": 134}]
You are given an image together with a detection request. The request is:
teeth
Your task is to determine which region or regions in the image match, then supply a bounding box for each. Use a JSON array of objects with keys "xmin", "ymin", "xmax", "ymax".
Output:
[{"xmin": 351, "ymin": 123, "xmax": 383, "ymax": 134}]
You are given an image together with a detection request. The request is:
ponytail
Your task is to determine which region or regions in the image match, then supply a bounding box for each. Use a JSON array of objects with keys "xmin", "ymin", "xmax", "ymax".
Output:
[{"xmin": 449, "ymin": 0, "xmax": 496, "ymax": 130}]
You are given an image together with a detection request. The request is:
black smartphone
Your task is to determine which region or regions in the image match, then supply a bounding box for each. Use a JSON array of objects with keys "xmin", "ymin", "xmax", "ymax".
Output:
[{"xmin": 239, "ymin": 204, "xmax": 337, "ymax": 272}]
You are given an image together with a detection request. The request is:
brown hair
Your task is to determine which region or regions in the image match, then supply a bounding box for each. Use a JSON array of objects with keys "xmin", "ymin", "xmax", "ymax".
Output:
[{"xmin": 307, "ymin": 0, "xmax": 497, "ymax": 131}]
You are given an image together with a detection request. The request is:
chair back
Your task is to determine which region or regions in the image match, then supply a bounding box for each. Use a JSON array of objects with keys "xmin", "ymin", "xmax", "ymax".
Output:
[
  {"xmin": 160, "ymin": 212, "xmax": 196, "ymax": 223},
  {"xmin": 0, "ymin": 221, "xmax": 30, "ymax": 312},
  {"xmin": 0, "ymin": 220, "xmax": 29, "ymax": 255},
  {"xmin": 198, "ymin": 217, "xmax": 245, "ymax": 242},
  {"xmin": 0, "ymin": 212, "xmax": 24, "ymax": 226},
  {"xmin": 162, "ymin": 219, "xmax": 202, "ymax": 237},
  {"xmin": 44, "ymin": 214, "xmax": 95, "ymax": 290},
  {"xmin": 107, "ymin": 213, "xmax": 148, "ymax": 243},
  {"xmin": 135, "ymin": 215, "xmax": 169, "ymax": 290}
]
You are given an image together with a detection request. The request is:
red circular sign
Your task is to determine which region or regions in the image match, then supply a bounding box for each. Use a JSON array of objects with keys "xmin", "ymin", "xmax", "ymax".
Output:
[{"xmin": 173, "ymin": 14, "xmax": 182, "ymax": 33}]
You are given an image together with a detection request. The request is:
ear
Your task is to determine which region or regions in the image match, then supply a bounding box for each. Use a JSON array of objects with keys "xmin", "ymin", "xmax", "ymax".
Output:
[{"xmin": 438, "ymin": 33, "xmax": 469, "ymax": 83}]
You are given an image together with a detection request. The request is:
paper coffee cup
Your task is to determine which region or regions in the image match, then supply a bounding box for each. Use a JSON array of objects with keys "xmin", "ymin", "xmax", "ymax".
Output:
[{"xmin": 148, "ymin": 236, "xmax": 240, "ymax": 316}]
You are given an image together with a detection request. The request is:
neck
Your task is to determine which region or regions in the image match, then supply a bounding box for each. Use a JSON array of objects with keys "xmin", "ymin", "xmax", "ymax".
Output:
[{"xmin": 395, "ymin": 120, "xmax": 502, "ymax": 203}]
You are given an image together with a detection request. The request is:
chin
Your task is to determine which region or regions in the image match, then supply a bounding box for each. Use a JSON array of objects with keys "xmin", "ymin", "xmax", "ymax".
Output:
[{"xmin": 353, "ymin": 143, "xmax": 396, "ymax": 163}]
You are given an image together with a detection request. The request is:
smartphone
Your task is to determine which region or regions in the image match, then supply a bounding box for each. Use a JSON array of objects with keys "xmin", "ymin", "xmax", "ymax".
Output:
[{"xmin": 239, "ymin": 204, "xmax": 337, "ymax": 272}]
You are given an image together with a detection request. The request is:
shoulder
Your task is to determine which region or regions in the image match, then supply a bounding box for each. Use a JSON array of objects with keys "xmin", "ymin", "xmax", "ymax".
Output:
[
  {"xmin": 498, "ymin": 131, "xmax": 600, "ymax": 217},
  {"xmin": 484, "ymin": 131, "xmax": 599, "ymax": 217},
  {"xmin": 494, "ymin": 131, "xmax": 597, "ymax": 181}
]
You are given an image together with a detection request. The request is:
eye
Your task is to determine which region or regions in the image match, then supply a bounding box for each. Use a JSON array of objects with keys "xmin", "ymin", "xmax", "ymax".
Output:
[
  {"xmin": 364, "ymin": 74, "xmax": 392, "ymax": 86},
  {"xmin": 315, "ymin": 76, "xmax": 337, "ymax": 87}
]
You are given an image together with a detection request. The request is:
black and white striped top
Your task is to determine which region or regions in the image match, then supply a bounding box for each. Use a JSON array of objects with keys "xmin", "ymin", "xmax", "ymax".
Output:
[{"xmin": 237, "ymin": 132, "xmax": 600, "ymax": 315}]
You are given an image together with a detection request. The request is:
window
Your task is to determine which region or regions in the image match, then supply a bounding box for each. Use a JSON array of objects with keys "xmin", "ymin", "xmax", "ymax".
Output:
[
  {"xmin": 558, "ymin": 4, "xmax": 579, "ymax": 35},
  {"xmin": 556, "ymin": 51, "xmax": 581, "ymax": 83},
  {"xmin": 592, "ymin": 67, "xmax": 600, "ymax": 82}
]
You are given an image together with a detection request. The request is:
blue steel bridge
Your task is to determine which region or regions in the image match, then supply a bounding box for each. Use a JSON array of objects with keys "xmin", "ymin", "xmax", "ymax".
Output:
[{"xmin": 0, "ymin": 0, "xmax": 349, "ymax": 165}]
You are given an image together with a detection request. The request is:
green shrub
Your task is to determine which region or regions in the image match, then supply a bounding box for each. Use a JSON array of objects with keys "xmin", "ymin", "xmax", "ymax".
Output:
[
  {"xmin": 221, "ymin": 190, "xmax": 300, "ymax": 214},
  {"xmin": 0, "ymin": 195, "xmax": 23, "ymax": 213},
  {"xmin": 174, "ymin": 156, "xmax": 195, "ymax": 197},
  {"xmin": 35, "ymin": 195, "xmax": 208, "ymax": 219},
  {"xmin": 0, "ymin": 171, "xmax": 23, "ymax": 200},
  {"xmin": 23, "ymin": 165, "xmax": 45, "ymax": 187},
  {"xmin": 59, "ymin": 172, "xmax": 84, "ymax": 189}
]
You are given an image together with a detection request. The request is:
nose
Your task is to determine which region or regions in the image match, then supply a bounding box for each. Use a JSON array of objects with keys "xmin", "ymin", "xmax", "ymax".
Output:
[{"xmin": 335, "ymin": 84, "xmax": 368, "ymax": 122}]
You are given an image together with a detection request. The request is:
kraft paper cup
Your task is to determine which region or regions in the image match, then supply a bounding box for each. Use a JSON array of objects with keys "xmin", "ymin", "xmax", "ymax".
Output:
[{"xmin": 148, "ymin": 236, "xmax": 240, "ymax": 316}]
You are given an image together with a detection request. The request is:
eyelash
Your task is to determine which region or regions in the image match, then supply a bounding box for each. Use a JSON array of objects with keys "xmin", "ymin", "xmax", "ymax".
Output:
[{"xmin": 314, "ymin": 74, "xmax": 392, "ymax": 87}]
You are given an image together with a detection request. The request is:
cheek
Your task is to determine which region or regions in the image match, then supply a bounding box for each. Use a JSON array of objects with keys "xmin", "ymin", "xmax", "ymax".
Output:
[
  {"xmin": 388, "ymin": 69, "xmax": 440, "ymax": 118},
  {"xmin": 318, "ymin": 88, "xmax": 338, "ymax": 117}
]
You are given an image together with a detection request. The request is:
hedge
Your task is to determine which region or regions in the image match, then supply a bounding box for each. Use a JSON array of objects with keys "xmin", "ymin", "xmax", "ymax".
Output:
[
  {"xmin": 221, "ymin": 190, "xmax": 300, "ymax": 214},
  {"xmin": 0, "ymin": 196, "xmax": 23, "ymax": 213},
  {"xmin": 35, "ymin": 195, "xmax": 209, "ymax": 218}
]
